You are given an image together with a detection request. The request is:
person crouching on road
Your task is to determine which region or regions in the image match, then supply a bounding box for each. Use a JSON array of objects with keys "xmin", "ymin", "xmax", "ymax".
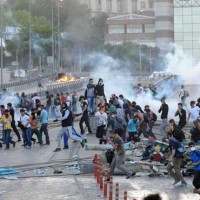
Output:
[
  {"xmin": 53, "ymin": 103, "xmax": 84, "ymax": 152},
  {"xmin": 106, "ymin": 130, "xmax": 135, "ymax": 181},
  {"xmin": 19, "ymin": 109, "xmax": 32, "ymax": 149}
]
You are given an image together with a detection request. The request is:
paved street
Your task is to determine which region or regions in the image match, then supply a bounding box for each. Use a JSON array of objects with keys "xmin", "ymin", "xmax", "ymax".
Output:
[{"xmin": 0, "ymin": 121, "xmax": 200, "ymax": 200}]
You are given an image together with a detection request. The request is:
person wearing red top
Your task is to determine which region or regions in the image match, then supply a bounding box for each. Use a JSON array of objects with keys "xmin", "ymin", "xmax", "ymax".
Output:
[{"xmin": 60, "ymin": 93, "xmax": 66, "ymax": 104}]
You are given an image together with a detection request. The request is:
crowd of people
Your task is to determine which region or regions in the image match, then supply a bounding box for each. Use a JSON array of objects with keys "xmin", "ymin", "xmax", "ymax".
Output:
[{"xmin": 0, "ymin": 78, "xmax": 200, "ymax": 195}]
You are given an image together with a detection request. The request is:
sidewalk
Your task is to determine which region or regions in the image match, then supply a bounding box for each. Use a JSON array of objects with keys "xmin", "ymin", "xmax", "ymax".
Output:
[{"xmin": 0, "ymin": 123, "xmax": 200, "ymax": 200}]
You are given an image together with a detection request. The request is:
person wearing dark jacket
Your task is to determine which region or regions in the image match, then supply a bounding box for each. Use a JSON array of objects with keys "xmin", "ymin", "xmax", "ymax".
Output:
[
  {"xmin": 158, "ymin": 99, "xmax": 169, "ymax": 135},
  {"xmin": 7, "ymin": 103, "xmax": 21, "ymax": 141},
  {"xmin": 85, "ymin": 78, "xmax": 96, "ymax": 115},
  {"xmin": 95, "ymin": 78, "xmax": 105, "ymax": 107},
  {"xmin": 53, "ymin": 103, "xmax": 84, "ymax": 152},
  {"xmin": 174, "ymin": 103, "xmax": 186, "ymax": 129}
]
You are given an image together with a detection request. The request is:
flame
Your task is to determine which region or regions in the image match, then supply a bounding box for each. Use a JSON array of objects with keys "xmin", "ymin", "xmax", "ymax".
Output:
[{"xmin": 57, "ymin": 74, "xmax": 79, "ymax": 82}]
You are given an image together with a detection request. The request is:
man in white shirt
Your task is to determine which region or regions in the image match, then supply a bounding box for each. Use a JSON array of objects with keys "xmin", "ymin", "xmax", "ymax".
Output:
[
  {"xmin": 187, "ymin": 101, "xmax": 200, "ymax": 123},
  {"xmin": 20, "ymin": 109, "xmax": 32, "ymax": 149}
]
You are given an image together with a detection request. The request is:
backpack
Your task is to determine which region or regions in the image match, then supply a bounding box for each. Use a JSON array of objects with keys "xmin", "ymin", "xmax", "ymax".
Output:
[
  {"xmin": 184, "ymin": 90, "xmax": 189, "ymax": 97},
  {"xmin": 70, "ymin": 111, "xmax": 75, "ymax": 123},
  {"xmin": 173, "ymin": 127, "xmax": 185, "ymax": 142},
  {"xmin": 105, "ymin": 149, "xmax": 114, "ymax": 164},
  {"xmin": 143, "ymin": 113, "xmax": 149, "ymax": 123},
  {"xmin": 177, "ymin": 142, "xmax": 186, "ymax": 155},
  {"xmin": 152, "ymin": 113, "xmax": 157, "ymax": 122}
]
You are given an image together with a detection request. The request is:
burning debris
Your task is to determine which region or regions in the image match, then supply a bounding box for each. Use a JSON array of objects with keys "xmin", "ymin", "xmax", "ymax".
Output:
[{"xmin": 56, "ymin": 73, "xmax": 80, "ymax": 82}]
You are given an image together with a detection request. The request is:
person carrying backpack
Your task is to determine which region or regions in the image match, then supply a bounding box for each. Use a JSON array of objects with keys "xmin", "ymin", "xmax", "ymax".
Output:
[
  {"xmin": 165, "ymin": 131, "xmax": 187, "ymax": 187},
  {"xmin": 188, "ymin": 142, "xmax": 200, "ymax": 195}
]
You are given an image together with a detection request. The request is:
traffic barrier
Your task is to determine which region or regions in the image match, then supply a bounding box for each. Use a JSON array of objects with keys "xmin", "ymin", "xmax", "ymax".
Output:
[
  {"xmin": 124, "ymin": 191, "xmax": 128, "ymax": 200},
  {"xmin": 115, "ymin": 183, "xmax": 119, "ymax": 200},
  {"xmin": 99, "ymin": 163, "xmax": 103, "ymax": 189},
  {"xmin": 109, "ymin": 176, "xmax": 113, "ymax": 200},
  {"xmin": 103, "ymin": 179, "xmax": 108, "ymax": 198}
]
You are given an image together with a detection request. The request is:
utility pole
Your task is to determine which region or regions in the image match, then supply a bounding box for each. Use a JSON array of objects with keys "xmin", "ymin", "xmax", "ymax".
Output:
[
  {"xmin": 0, "ymin": 0, "xmax": 3, "ymax": 88},
  {"xmin": 57, "ymin": 0, "xmax": 61, "ymax": 72},
  {"xmin": 28, "ymin": 0, "xmax": 32, "ymax": 78},
  {"xmin": 51, "ymin": 0, "xmax": 55, "ymax": 74}
]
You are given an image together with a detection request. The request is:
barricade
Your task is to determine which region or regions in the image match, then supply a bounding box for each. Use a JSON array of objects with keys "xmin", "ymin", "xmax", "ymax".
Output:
[
  {"xmin": 115, "ymin": 183, "xmax": 119, "ymax": 200},
  {"xmin": 109, "ymin": 176, "xmax": 113, "ymax": 200},
  {"xmin": 124, "ymin": 191, "xmax": 128, "ymax": 200}
]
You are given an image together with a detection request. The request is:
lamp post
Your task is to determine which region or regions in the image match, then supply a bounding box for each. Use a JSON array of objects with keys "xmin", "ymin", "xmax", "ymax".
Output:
[
  {"xmin": 57, "ymin": 0, "xmax": 63, "ymax": 72},
  {"xmin": 0, "ymin": 0, "xmax": 3, "ymax": 88},
  {"xmin": 51, "ymin": 0, "xmax": 55, "ymax": 74},
  {"xmin": 28, "ymin": 0, "xmax": 32, "ymax": 78}
]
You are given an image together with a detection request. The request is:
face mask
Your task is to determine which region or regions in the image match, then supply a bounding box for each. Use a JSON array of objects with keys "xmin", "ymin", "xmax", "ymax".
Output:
[{"xmin": 191, "ymin": 147, "xmax": 196, "ymax": 151}]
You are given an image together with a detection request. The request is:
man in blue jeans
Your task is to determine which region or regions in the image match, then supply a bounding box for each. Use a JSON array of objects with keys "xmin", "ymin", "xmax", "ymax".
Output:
[
  {"xmin": 19, "ymin": 109, "xmax": 32, "ymax": 149},
  {"xmin": 39, "ymin": 105, "xmax": 50, "ymax": 145},
  {"xmin": 85, "ymin": 78, "xmax": 96, "ymax": 115}
]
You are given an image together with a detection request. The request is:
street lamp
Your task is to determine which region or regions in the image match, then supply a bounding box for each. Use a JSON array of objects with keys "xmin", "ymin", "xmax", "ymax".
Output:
[
  {"xmin": 0, "ymin": 0, "xmax": 3, "ymax": 88},
  {"xmin": 57, "ymin": 0, "xmax": 63, "ymax": 72},
  {"xmin": 28, "ymin": 0, "xmax": 32, "ymax": 78}
]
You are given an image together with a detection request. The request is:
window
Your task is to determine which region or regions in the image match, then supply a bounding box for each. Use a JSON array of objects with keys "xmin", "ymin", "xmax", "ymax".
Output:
[
  {"xmin": 184, "ymin": 41, "xmax": 193, "ymax": 49},
  {"xmin": 174, "ymin": 16, "xmax": 183, "ymax": 24},
  {"xmin": 183, "ymin": 33, "xmax": 192, "ymax": 40},
  {"xmin": 192, "ymin": 15, "xmax": 200, "ymax": 23},
  {"xmin": 145, "ymin": 24, "xmax": 155, "ymax": 33},
  {"xmin": 140, "ymin": 1, "xmax": 146, "ymax": 10},
  {"xmin": 174, "ymin": 8, "xmax": 182, "ymax": 16},
  {"xmin": 127, "ymin": 24, "xmax": 142, "ymax": 33},
  {"xmin": 109, "ymin": 25, "xmax": 124, "ymax": 33},
  {"xmin": 96, "ymin": 0, "xmax": 101, "ymax": 11},
  {"xmin": 107, "ymin": 0, "xmax": 112, "ymax": 11},
  {"xmin": 117, "ymin": 0, "xmax": 123, "ymax": 12},
  {"xmin": 132, "ymin": 0, "xmax": 137, "ymax": 13},
  {"xmin": 148, "ymin": 0, "xmax": 154, "ymax": 9},
  {"xmin": 183, "ymin": 16, "xmax": 192, "ymax": 23},
  {"xmin": 175, "ymin": 33, "xmax": 183, "ymax": 40}
]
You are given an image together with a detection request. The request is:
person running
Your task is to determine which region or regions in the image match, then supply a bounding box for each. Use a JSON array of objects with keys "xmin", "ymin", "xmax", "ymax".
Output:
[
  {"xmin": 166, "ymin": 131, "xmax": 187, "ymax": 187},
  {"xmin": 144, "ymin": 105, "xmax": 157, "ymax": 139},
  {"xmin": 39, "ymin": 105, "xmax": 50, "ymax": 145},
  {"xmin": 174, "ymin": 103, "xmax": 186, "ymax": 129},
  {"xmin": 158, "ymin": 98, "xmax": 169, "ymax": 135},
  {"xmin": 79, "ymin": 96, "xmax": 92, "ymax": 135},
  {"xmin": 53, "ymin": 103, "xmax": 84, "ymax": 152},
  {"xmin": 7, "ymin": 103, "xmax": 21, "ymax": 142},
  {"xmin": 187, "ymin": 142, "xmax": 200, "ymax": 195},
  {"xmin": 19, "ymin": 109, "xmax": 32, "ymax": 149},
  {"xmin": 106, "ymin": 130, "xmax": 135, "ymax": 181},
  {"xmin": 29, "ymin": 108, "xmax": 43, "ymax": 145},
  {"xmin": 0, "ymin": 109, "xmax": 16, "ymax": 149},
  {"xmin": 134, "ymin": 110, "xmax": 149, "ymax": 138}
]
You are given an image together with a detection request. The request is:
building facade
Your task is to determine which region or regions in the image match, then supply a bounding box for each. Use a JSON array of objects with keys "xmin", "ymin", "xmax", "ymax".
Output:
[
  {"xmin": 174, "ymin": 0, "xmax": 200, "ymax": 59},
  {"xmin": 79, "ymin": 0, "xmax": 155, "ymax": 17}
]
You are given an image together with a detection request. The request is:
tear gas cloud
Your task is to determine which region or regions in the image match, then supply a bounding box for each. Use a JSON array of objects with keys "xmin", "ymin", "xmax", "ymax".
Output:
[{"xmin": 82, "ymin": 47, "xmax": 199, "ymax": 119}]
